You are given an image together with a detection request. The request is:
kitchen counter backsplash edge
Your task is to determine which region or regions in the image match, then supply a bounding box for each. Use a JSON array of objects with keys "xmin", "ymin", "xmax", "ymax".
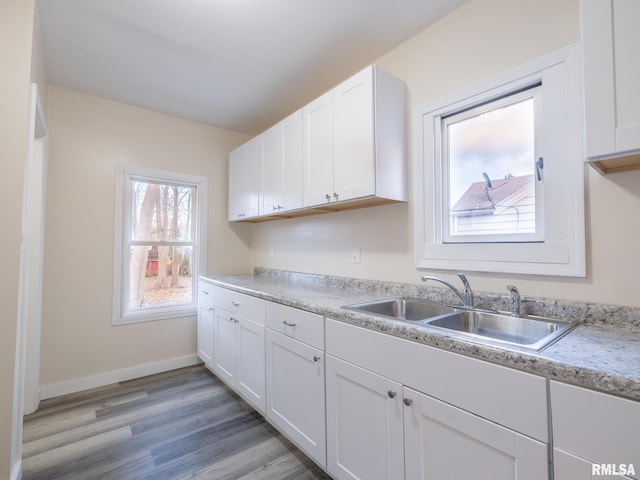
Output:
[{"xmin": 250, "ymin": 267, "xmax": 640, "ymax": 330}]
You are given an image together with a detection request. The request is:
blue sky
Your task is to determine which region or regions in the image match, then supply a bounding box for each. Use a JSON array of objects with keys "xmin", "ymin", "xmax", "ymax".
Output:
[{"xmin": 447, "ymin": 97, "xmax": 535, "ymax": 206}]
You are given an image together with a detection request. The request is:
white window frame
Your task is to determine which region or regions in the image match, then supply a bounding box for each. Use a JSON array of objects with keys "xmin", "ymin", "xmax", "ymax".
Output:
[
  {"xmin": 414, "ymin": 44, "xmax": 585, "ymax": 277},
  {"xmin": 113, "ymin": 165, "xmax": 207, "ymax": 324}
]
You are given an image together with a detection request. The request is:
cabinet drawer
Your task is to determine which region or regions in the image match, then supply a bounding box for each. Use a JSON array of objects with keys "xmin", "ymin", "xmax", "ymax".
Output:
[
  {"xmin": 551, "ymin": 381, "xmax": 640, "ymax": 470},
  {"xmin": 265, "ymin": 302, "xmax": 324, "ymax": 349},
  {"xmin": 211, "ymin": 286, "xmax": 265, "ymax": 325},
  {"xmin": 198, "ymin": 280, "xmax": 214, "ymax": 309}
]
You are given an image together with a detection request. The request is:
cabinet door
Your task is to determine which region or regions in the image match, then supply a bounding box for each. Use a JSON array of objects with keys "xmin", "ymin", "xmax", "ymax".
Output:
[
  {"xmin": 551, "ymin": 381, "xmax": 640, "ymax": 476},
  {"xmin": 554, "ymin": 449, "xmax": 635, "ymax": 480},
  {"xmin": 583, "ymin": 0, "xmax": 640, "ymax": 160},
  {"xmin": 265, "ymin": 329, "xmax": 326, "ymax": 466},
  {"xmin": 554, "ymin": 449, "xmax": 592, "ymax": 480},
  {"xmin": 212, "ymin": 308, "xmax": 238, "ymax": 384},
  {"xmin": 280, "ymin": 109, "xmax": 303, "ymax": 212},
  {"xmin": 243, "ymin": 135, "xmax": 262, "ymax": 218},
  {"xmin": 196, "ymin": 282, "xmax": 214, "ymax": 368},
  {"xmin": 228, "ymin": 144, "xmax": 246, "ymax": 220},
  {"xmin": 333, "ymin": 66, "xmax": 375, "ymax": 202},
  {"xmin": 197, "ymin": 306, "xmax": 214, "ymax": 368},
  {"xmin": 236, "ymin": 317, "xmax": 265, "ymax": 414},
  {"xmin": 325, "ymin": 355, "xmax": 404, "ymax": 480},
  {"xmin": 403, "ymin": 387, "xmax": 548, "ymax": 480},
  {"xmin": 303, "ymin": 91, "xmax": 334, "ymax": 207},
  {"xmin": 612, "ymin": 0, "xmax": 640, "ymax": 154},
  {"xmin": 261, "ymin": 110, "xmax": 303, "ymax": 215},
  {"xmin": 260, "ymin": 124, "xmax": 281, "ymax": 216}
]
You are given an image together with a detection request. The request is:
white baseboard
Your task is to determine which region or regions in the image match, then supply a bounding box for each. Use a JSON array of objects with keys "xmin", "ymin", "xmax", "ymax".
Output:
[{"xmin": 39, "ymin": 354, "xmax": 201, "ymax": 400}]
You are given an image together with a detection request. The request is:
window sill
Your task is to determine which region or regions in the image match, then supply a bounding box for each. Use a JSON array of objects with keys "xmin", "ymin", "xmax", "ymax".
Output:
[{"xmin": 113, "ymin": 306, "xmax": 197, "ymax": 326}]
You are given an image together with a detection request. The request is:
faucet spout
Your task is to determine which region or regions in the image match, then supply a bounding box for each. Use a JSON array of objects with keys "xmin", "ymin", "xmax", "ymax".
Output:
[
  {"xmin": 507, "ymin": 284, "xmax": 521, "ymax": 317},
  {"xmin": 421, "ymin": 273, "xmax": 474, "ymax": 309},
  {"xmin": 457, "ymin": 274, "xmax": 474, "ymax": 310}
]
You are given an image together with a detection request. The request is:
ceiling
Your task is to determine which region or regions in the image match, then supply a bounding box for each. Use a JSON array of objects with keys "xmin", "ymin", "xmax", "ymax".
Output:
[{"xmin": 37, "ymin": 0, "xmax": 469, "ymax": 135}]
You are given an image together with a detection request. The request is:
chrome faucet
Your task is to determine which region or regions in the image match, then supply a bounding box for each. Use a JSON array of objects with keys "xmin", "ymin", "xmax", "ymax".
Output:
[
  {"xmin": 422, "ymin": 273, "xmax": 474, "ymax": 309},
  {"xmin": 507, "ymin": 284, "xmax": 521, "ymax": 317}
]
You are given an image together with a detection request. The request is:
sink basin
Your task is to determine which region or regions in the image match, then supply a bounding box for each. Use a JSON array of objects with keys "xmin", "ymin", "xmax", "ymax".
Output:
[
  {"xmin": 426, "ymin": 310, "xmax": 578, "ymax": 351},
  {"xmin": 343, "ymin": 298, "xmax": 578, "ymax": 351},
  {"xmin": 344, "ymin": 298, "xmax": 457, "ymax": 321}
]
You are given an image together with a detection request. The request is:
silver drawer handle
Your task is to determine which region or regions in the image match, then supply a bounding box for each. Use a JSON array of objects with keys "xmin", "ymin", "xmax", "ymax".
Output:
[
  {"xmin": 230, "ymin": 317, "xmax": 239, "ymax": 324},
  {"xmin": 201, "ymin": 290, "xmax": 209, "ymax": 294},
  {"xmin": 231, "ymin": 301, "xmax": 240, "ymax": 307},
  {"xmin": 209, "ymin": 307, "xmax": 214, "ymax": 311},
  {"xmin": 313, "ymin": 356, "xmax": 321, "ymax": 362},
  {"xmin": 282, "ymin": 321, "xmax": 296, "ymax": 327},
  {"xmin": 388, "ymin": 390, "xmax": 396, "ymax": 399},
  {"xmin": 403, "ymin": 398, "xmax": 413, "ymax": 407}
]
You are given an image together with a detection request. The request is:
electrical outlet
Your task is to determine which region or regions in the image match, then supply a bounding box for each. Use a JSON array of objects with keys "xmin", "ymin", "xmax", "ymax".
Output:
[{"xmin": 352, "ymin": 247, "xmax": 361, "ymax": 263}]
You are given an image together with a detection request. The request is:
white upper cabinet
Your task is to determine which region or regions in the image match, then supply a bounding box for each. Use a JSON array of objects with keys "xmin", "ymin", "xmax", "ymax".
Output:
[
  {"xmin": 333, "ymin": 68, "xmax": 376, "ymax": 202},
  {"xmin": 303, "ymin": 91, "xmax": 335, "ymax": 206},
  {"xmin": 260, "ymin": 110, "xmax": 303, "ymax": 215},
  {"xmin": 228, "ymin": 135, "xmax": 261, "ymax": 221},
  {"xmin": 582, "ymin": 0, "xmax": 640, "ymax": 173},
  {"xmin": 229, "ymin": 64, "xmax": 407, "ymax": 222},
  {"xmin": 303, "ymin": 65, "xmax": 407, "ymax": 207},
  {"xmin": 228, "ymin": 144, "xmax": 245, "ymax": 220}
]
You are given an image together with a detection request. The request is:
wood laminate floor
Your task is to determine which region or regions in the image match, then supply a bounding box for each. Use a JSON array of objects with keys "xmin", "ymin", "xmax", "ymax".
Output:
[{"xmin": 22, "ymin": 365, "xmax": 332, "ymax": 480}]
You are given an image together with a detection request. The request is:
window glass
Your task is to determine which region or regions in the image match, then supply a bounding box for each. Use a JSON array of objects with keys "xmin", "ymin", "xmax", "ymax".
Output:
[
  {"xmin": 442, "ymin": 88, "xmax": 542, "ymax": 243},
  {"xmin": 127, "ymin": 180, "xmax": 195, "ymax": 312}
]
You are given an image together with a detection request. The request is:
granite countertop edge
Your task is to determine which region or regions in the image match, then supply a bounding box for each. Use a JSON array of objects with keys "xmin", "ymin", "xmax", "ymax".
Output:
[{"xmin": 200, "ymin": 273, "xmax": 640, "ymax": 402}]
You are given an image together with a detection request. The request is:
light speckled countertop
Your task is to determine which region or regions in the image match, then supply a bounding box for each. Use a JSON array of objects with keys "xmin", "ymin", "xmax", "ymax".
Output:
[{"xmin": 201, "ymin": 270, "xmax": 640, "ymax": 402}]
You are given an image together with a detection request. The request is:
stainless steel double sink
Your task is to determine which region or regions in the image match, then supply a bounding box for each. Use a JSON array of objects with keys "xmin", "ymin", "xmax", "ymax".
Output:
[{"xmin": 342, "ymin": 297, "xmax": 579, "ymax": 351}]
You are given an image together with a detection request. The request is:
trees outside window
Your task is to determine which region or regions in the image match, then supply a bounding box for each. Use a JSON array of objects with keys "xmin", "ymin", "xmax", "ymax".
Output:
[{"xmin": 113, "ymin": 166, "xmax": 207, "ymax": 324}]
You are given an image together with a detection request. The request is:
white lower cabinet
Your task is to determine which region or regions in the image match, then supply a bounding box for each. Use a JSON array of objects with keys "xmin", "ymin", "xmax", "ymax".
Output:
[
  {"xmin": 326, "ymin": 354, "xmax": 546, "ymax": 480},
  {"xmin": 212, "ymin": 306, "xmax": 266, "ymax": 414},
  {"xmin": 325, "ymin": 355, "xmax": 404, "ymax": 480},
  {"xmin": 403, "ymin": 386, "xmax": 547, "ymax": 480},
  {"xmin": 197, "ymin": 289, "xmax": 640, "ymax": 480},
  {"xmin": 325, "ymin": 318, "xmax": 549, "ymax": 480},
  {"xmin": 553, "ymin": 449, "xmax": 637, "ymax": 479},
  {"xmin": 551, "ymin": 381, "xmax": 640, "ymax": 480},
  {"xmin": 196, "ymin": 280, "xmax": 214, "ymax": 368},
  {"xmin": 265, "ymin": 329, "xmax": 326, "ymax": 467}
]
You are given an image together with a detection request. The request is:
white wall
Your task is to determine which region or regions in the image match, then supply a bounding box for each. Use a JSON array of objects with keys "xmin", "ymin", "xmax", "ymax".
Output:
[
  {"xmin": 251, "ymin": 0, "xmax": 640, "ymax": 309},
  {"xmin": 40, "ymin": 86, "xmax": 251, "ymax": 391},
  {"xmin": 0, "ymin": 0, "xmax": 37, "ymax": 477}
]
